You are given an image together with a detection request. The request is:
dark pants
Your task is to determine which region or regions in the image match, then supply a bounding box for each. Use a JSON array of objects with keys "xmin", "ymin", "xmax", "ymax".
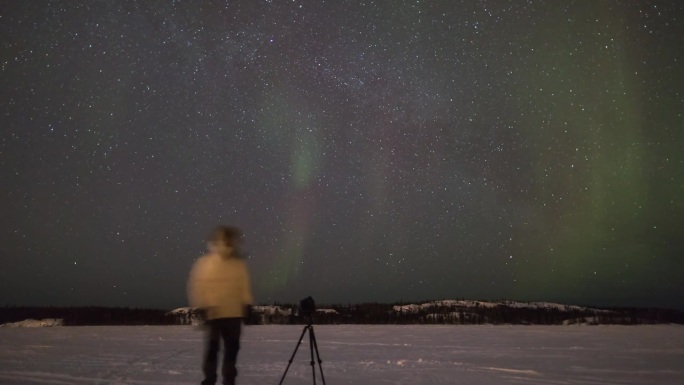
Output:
[{"xmin": 202, "ymin": 318, "xmax": 242, "ymax": 385}]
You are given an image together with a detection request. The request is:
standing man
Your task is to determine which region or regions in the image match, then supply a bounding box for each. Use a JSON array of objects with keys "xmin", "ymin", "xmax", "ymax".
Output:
[{"xmin": 188, "ymin": 226, "xmax": 254, "ymax": 385}]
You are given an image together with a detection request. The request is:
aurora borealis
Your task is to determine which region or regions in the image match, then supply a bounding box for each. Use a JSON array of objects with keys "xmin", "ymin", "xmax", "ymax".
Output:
[{"xmin": 1, "ymin": 1, "xmax": 683, "ymax": 308}]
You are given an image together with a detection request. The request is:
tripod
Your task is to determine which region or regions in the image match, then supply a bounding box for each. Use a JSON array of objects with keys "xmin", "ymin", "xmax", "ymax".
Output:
[{"xmin": 278, "ymin": 322, "xmax": 326, "ymax": 385}]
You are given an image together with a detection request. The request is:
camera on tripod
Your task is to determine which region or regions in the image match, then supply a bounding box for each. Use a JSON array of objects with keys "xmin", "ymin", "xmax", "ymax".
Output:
[
  {"xmin": 279, "ymin": 296, "xmax": 326, "ymax": 385},
  {"xmin": 299, "ymin": 296, "xmax": 316, "ymax": 319}
]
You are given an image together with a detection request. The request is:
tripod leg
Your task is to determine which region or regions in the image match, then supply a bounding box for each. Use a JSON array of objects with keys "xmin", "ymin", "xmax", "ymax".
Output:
[
  {"xmin": 309, "ymin": 326, "xmax": 327, "ymax": 385},
  {"xmin": 278, "ymin": 325, "xmax": 309, "ymax": 385},
  {"xmin": 309, "ymin": 327, "xmax": 317, "ymax": 385}
]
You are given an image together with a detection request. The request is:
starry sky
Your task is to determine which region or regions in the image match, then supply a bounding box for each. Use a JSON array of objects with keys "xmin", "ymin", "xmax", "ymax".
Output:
[{"xmin": 1, "ymin": 1, "xmax": 683, "ymax": 309}]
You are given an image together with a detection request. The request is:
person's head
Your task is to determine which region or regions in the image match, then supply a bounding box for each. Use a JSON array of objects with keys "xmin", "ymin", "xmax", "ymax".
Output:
[{"xmin": 207, "ymin": 225, "xmax": 243, "ymax": 257}]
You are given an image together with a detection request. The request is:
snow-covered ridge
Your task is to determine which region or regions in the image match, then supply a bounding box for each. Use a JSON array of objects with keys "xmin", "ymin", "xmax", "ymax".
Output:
[
  {"xmin": 170, "ymin": 300, "xmax": 605, "ymax": 318},
  {"xmin": 248, "ymin": 305, "xmax": 338, "ymax": 315},
  {"xmin": 167, "ymin": 307, "xmax": 194, "ymax": 315},
  {"xmin": 0, "ymin": 318, "xmax": 63, "ymax": 328},
  {"xmin": 393, "ymin": 300, "xmax": 606, "ymax": 313},
  {"xmin": 252, "ymin": 305, "xmax": 292, "ymax": 316},
  {"xmin": 166, "ymin": 307, "xmax": 203, "ymax": 325},
  {"xmin": 168, "ymin": 305, "xmax": 338, "ymax": 318},
  {"xmin": 316, "ymin": 308, "xmax": 339, "ymax": 315}
]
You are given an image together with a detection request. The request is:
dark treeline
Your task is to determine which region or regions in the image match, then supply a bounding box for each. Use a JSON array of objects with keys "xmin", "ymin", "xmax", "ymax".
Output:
[
  {"xmin": 2, "ymin": 304, "xmax": 683, "ymax": 326},
  {"xmin": 0, "ymin": 307, "xmax": 176, "ymax": 326}
]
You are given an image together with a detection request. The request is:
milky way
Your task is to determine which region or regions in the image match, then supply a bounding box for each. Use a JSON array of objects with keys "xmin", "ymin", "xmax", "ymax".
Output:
[{"xmin": 2, "ymin": 1, "xmax": 683, "ymax": 308}]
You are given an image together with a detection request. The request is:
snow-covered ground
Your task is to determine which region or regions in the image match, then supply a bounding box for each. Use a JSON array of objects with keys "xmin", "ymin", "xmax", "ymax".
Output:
[{"xmin": 0, "ymin": 325, "xmax": 682, "ymax": 384}]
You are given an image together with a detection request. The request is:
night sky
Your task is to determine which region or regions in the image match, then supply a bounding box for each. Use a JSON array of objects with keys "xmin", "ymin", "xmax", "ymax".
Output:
[{"xmin": 2, "ymin": 1, "xmax": 683, "ymax": 309}]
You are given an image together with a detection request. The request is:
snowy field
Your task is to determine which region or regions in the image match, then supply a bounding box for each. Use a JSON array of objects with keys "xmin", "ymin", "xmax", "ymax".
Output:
[{"xmin": 0, "ymin": 325, "xmax": 683, "ymax": 385}]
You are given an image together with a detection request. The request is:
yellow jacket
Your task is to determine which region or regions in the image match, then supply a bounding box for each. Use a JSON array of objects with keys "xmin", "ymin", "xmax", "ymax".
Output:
[{"xmin": 187, "ymin": 253, "xmax": 254, "ymax": 320}]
